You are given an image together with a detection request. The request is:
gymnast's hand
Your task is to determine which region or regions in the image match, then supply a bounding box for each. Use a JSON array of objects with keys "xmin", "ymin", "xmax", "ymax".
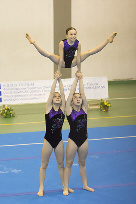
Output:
[
  {"xmin": 75, "ymin": 71, "xmax": 83, "ymax": 80},
  {"xmin": 54, "ymin": 71, "xmax": 62, "ymax": 79}
]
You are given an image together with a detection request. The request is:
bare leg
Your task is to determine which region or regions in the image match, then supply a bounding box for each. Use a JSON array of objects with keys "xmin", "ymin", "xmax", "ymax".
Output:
[
  {"xmin": 26, "ymin": 32, "xmax": 117, "ymax": 69},
  {"xmin": 55, "ymin": 140, "xmax": 74, "ymax": 194},
  {"xmin": 54, "ymin": 140, "xmax": 64, "ymax": 187},
  {"xmin": 71, "ymin": 32, "xmax": 117, "ymax": 67},
  {"xmin": 63, "ymin": 139, "xmax": 78, "ymax": 196},
  {"xmin": 78, "ymin": 139, "xmax": 95, "ymax": 192},
  {"xmin": 37, "ymin": 139, "xmax": 53, "ymax": 196},
  {"xmin": 26, "ymin": 33, "xmax": 65, "ymax": 66}
]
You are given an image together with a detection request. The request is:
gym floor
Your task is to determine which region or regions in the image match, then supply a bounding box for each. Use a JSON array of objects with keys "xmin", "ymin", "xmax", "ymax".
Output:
[{"xmin": 0, "ymin": 80, "xmax": 136, "ymax": 204}]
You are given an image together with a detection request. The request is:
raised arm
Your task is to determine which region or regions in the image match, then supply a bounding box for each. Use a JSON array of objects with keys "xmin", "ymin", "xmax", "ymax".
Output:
[
  {"xmin": 58, "ymin": 77, "xmax": 65, "ymax": 113},
  {"xmin": 46, "ymin": 77, "xmax": 57, "ymax": 114},
  {"xmin": 78, "ymin": 73, "xmax": 88, "ymax": 113},
  {"xmin": 58, "ymin": 41, "xmax": 64, "ymax": 73},
  {"xmin": 76, "ymin": 42, "xmax": 81, "ymax": 71},
  {"xmin": 66, "ymin": 76, "xmax": 78, "ymax": 116}
]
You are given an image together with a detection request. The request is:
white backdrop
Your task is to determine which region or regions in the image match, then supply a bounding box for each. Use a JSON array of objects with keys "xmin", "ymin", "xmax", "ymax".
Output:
[
  {"xmin": 1, "ymin": 0, "xmax": 136, "ymax": 82},
  {"xmin": 0, "ymin": 0, "xmax": 53, "ymax": 82},
  {"xmin": 72, "ymin": 0, "xmax": 136, "ymax": 80},
  {"xmin": 0, "ymin": 77, "xmax": 108, "ymax": 105}
]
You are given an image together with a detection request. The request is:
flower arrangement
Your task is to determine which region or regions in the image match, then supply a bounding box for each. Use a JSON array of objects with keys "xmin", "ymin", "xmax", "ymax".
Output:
[
  {"xmin": 99, "ymin": 99, "xmax": 111, "ymax": 111},
  {"xmin": 0, "ymin": 106, "xmax": 15, "ymax": 118}
]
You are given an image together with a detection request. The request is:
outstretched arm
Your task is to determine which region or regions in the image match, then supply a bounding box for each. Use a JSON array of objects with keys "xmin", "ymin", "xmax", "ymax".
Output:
[
  {"xmin": 77, "ymin": 42, "xmax": 81, "ymax": 71},
  {"xmin": 46, "ymin": 77, "xmax": 57, "ymax": 114},
  {"xmin": 58, "ymin": 41, "xmax": 64, "ymax": 72},
  {"xmin": 78, "ymin": 73, "xmax": 88, "ymax": 113},
  {"xmin": 66, "ymin": 76, "xmax": 78, "ymax": 116},
  {"xmin": 58, "ymin": 77, "xmax": 65, "ymax": 113},
  {"xmin": 89, "ymin": 32, "xmax": 117, "ymax": 56}
]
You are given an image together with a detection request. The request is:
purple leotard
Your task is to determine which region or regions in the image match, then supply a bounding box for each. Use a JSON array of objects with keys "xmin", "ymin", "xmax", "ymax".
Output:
[
  {"xmin": 44, "ymin": 108, "xmax": 65, "ymax": 148},
  {"xmin": 63, "ymin": 39, "xmax": 79, "ymax": 68},
  {"xmin": 71, "ymin": 108, "xmax": 85, "ymax": 121},
  {"xmin": 49, "ymin": 108, "xmax": 63, "ymax": 119},
  {"xmin": 67, "ymin": 109, "xmax": 88, "ymax": 147}
]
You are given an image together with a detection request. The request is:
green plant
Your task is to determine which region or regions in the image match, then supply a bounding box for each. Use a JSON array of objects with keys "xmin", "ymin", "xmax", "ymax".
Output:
[
  {"xmin": 99, "ymin": 99, "xmax": 111, "ymax": 111},
  {"xmin": 0, "ymin": 107, "xmax": 15, "ymax": 118}
]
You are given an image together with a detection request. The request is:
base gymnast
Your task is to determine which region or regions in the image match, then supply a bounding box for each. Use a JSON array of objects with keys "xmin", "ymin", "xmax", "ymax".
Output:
[
  {"xmin": 63, "ymin": 71, "xmax": 95, "ymax": 196},
  {"xmin": 26, "ymin": 27, "xmax": 117, "ymax": 72},
  {"xmin": 37, "ymin": 71, "xmax": 74, "ymax": 196}
]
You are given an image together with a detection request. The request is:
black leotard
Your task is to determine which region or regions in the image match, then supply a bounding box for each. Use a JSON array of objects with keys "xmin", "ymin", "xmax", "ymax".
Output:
[
  {"xmin": 44, "ymin": 108, "xmax": 65, "ymax": 148},
  {"xmin": 67, "ymin": 109, "xmax": 88, "ymax": 147},
  {"xmin": 63, "ymin": 39, "xmax": 79, "ymax": 68}
]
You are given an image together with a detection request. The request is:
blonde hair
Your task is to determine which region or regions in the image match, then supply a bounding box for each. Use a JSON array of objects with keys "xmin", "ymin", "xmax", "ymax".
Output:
[
  {"xmin": 52, "ymin": 92, "xmax": 62, "ymax": 107},
  {"xmin": 71, "ymin": 93, "xmax": 82, "ymax": 108}
]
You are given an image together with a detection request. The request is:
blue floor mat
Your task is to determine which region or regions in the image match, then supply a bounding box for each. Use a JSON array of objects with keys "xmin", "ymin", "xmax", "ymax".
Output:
[{"xmin": 0, "ymin": 125, "xmax": 136, "ymax": 204}]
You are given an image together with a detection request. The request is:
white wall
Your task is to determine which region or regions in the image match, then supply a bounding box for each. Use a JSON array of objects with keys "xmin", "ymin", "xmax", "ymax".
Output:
[
  {"xmin": 0, "ymin": 0, "xmax": 53, "ymax": 82},
  {"xmin": 1, "ymin": 0, "xmax": 136, "ymax": 82},
  {"xmin": 72, "ymin": 0, "xmax": 136, "ymax": 80}
]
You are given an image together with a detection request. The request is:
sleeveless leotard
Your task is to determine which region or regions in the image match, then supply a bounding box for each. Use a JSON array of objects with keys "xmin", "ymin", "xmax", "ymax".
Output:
[
  {"xmin": 67, "ymin": 109, "xmax": 88, "ymax": 147},
  {"xmin": 63, "ymin": 39, "xmax": 79, "ymax": 68},
  {"xmin": 44, "ymin": 108, "xmax": 65, "ymax": 148}
]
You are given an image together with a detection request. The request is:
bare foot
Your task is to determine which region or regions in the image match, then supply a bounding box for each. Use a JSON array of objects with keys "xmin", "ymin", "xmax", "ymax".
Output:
[
  {"xmin": 26, "ymin": 33, "xmax": 35, "ymax": 44},
  {"xmin": 37, "ymin": 188, "xmax": 43, "ymax": 196},
  {"xmin": 68, "ymin": 187, "xmax": 74, "ymax": 193},
  {"xmin": 107, "ymin": 32, "xmax": 117, "ymax": 43},
  {"xmin": 83, "ymin": 186, "xmax": 95, "ymax": 192},
  {"xmin": 63, "ymin": 189, "xmax": 69, "ymax": 196}
]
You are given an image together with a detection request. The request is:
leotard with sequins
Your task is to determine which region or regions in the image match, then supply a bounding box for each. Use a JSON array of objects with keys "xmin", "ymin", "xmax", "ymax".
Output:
[
  {"xmin": 67, "ymin": 109, "xmax": 88, "ymax": 147},
  {"xmin": 44, "ymin": 108, "xmax": 65, "ymax": 148}
]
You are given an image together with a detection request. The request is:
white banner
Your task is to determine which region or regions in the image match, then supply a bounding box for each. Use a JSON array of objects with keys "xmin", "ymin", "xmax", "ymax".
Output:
[{"xmin": 0, "ymin": 77, "xmax": 108, "ymax": 105}]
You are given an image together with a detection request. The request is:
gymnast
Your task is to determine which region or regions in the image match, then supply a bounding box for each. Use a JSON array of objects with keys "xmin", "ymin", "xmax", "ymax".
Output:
[
  {"xmin": 37, "ymin": 71, "xmax": 73, "ymax": 196},
  {"xmin": 63, "ymin": 71, "xmax": 95, "ymax": 196},
  {"xmin": 26, "ymin": 27, "xmax": 117, "ymax": 72}
]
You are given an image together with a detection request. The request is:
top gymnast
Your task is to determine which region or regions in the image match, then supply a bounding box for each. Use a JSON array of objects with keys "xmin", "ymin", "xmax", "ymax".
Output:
[{"xmin": 26, "ymin": 27, "xmax": 117, "ymax": 72}]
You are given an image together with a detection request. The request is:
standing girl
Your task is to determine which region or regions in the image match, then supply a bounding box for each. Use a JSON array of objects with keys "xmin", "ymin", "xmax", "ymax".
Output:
[
  {"xmin": 63, "ymin": 71, "xmax": 95, "ymax": 196},
  {"xmin": 37, "ymin": 72, "xmax": 73, "ymax": 196},
  {"xmin": 26, "ymin": 27, "xmax": 117, "ymax": 72}
]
